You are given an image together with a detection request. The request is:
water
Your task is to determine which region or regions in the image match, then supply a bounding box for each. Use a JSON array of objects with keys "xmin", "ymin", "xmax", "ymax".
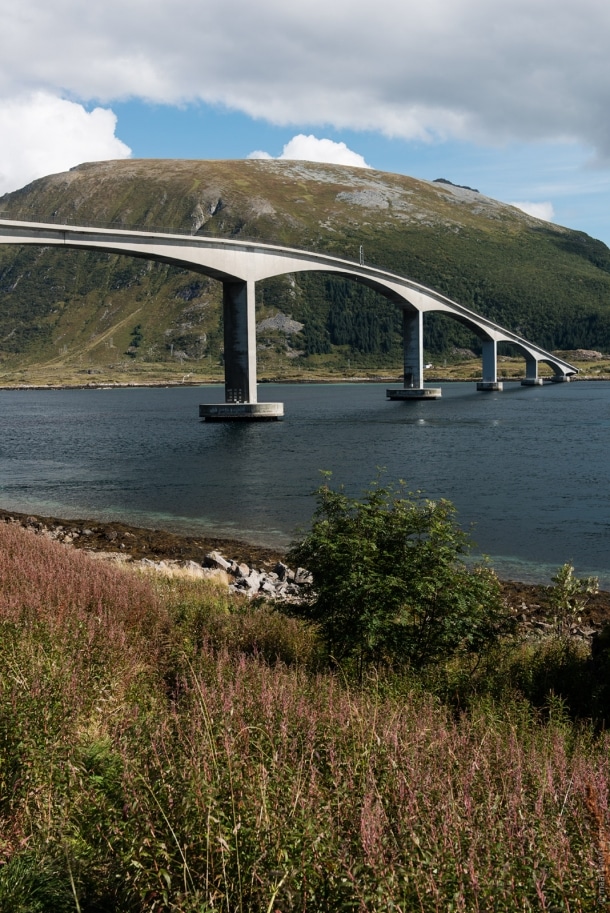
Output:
[{"xmin": 0, "ymin": 381, "xmax": 609, "ymax": 585}]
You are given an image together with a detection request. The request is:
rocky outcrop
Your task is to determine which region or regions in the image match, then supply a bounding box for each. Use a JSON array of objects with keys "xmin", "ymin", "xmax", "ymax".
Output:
[
  {"xmin": 203, "ymin": 550, "xmax": 312, "ymax": 600},
  {"xmin": 570, "ymin": 349, "xmax": 606, "ymax": 360},
  {"xmin": 256, "ymin": 313, "xmax": 304, "ymax": 335}
]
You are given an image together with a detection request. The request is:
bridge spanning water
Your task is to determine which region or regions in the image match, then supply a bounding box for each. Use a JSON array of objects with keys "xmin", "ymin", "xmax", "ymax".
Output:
[{"xmin": 0, "ymin": 218, "xmax": 577, "ymax": 418}]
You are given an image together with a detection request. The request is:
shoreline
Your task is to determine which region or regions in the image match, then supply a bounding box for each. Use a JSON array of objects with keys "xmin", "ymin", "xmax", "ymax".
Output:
[
  {"xmin": 0, "ymin": 374, "xmax": 610, "ymax": 393},
  {"xmin": 0, "ymin": 506, "xmax": 283, "ymax": 569},
  {"xmin": 1, "ymin": 374, "xmax": 609, "ymax": 392},
  {"xmin": 3, "ymin": 505, "xmax": 610, "ymax": 630}
]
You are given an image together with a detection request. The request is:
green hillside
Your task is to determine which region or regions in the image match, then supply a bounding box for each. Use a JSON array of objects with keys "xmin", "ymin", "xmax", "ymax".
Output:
[{"xmin": 1, "ymin": 158, "xmax": 610, "ymax": 384}]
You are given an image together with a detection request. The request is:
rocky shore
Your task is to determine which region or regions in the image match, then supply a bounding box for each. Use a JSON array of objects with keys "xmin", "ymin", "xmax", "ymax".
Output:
[
  {"xmin": 0, "ymin": 507, "xmax": 306, "ymax": 602},
  {"xmin": 2, "ymin": 507, "xmax": 610, "ymax": 639}
]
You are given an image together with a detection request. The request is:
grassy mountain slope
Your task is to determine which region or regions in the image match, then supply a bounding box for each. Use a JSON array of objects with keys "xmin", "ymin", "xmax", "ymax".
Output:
[{"xmin": 1, "ymin": 158, "xmax": 610, "ymax": 383}]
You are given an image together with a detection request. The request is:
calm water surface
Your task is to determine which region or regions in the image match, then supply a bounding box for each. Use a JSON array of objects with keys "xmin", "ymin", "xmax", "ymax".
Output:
[{"xmin": 1, "ymin": 381, "xmax": 609, "ymax": 585}]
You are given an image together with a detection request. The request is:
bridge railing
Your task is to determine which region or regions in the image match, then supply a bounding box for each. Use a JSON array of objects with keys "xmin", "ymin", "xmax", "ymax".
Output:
[{"xmin": 0, "ymin": 211, "xmax": 367, "ymax": 268}]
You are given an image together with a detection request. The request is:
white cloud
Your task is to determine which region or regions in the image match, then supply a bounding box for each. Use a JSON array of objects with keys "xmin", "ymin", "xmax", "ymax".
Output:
[
  {"xmin": 0, "ymin": 92, "xmax": 131, "ymax": 195},
  {"xmin": 249, "ymin": 135, "xmax": 370, "ymax": 168},
  {"xmin": 1, "ymin": 0, "xmax": 610, "ymax": 159},
  {"xmin": 510, "ymin": 201, "xmax": 556, "ymax": 222}
]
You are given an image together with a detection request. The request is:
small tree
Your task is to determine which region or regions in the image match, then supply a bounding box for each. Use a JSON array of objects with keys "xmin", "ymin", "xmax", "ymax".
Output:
[
  {"xmin": 548, "ymin": 563, "xmax": 599, "ymax": 637},
  {"xmin": 288, "ymin": 476, "xmax": 511, "ymax": 672}
]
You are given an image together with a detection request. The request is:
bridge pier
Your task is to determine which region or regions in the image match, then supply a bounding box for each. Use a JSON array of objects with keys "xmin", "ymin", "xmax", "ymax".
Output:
[
  {"xmin": 521, "ymin": 355, "xmax": 544, "ymax": 386},
  {"xmin": 387, "ymin": 310, "xmax": 441, "ymax": 401},
  {"xmin": 199, "ymin": 279, "xmax": 283, "ymax": 421},
  {"xmin": 477, "ymin": 338, "xmax": 503, "ymax": 391},
  {"xmin": 222, "ymin": 279, "xmax": 257, "ymax": 404}
]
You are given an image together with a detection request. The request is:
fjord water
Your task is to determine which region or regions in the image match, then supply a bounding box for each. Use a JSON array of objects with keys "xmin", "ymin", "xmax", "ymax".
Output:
[{"xmin": 1, "ymin": 381, "xmax": 609, "ymax": 586}]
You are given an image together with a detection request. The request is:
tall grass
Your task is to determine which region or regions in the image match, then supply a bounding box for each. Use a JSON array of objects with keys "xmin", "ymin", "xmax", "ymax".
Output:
[{"xmin": 1, "ymin": 521, "xmax": 609, "ymax": 911}]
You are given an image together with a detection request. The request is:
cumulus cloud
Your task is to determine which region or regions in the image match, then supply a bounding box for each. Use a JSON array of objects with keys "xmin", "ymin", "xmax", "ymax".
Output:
[
  {"xmin": 0, "ymin": 93, "xmax": 131, "ymax": 195},
  {"xmin": 248, "ymin": 135, "xmax": 370, "ymax": 168},
  {"xmin": 1, "ymin": 0, "xmax": 610, "ymax": 159},
  {"xmin": 510, "ymin": 201, "xmax": 556, "ymax": 222}
]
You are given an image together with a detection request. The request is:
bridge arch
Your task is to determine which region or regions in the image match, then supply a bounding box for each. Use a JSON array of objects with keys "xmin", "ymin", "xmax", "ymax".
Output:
[{"xmin": 0, "ymin": 219, "xmax": 577, "ymax": 415}]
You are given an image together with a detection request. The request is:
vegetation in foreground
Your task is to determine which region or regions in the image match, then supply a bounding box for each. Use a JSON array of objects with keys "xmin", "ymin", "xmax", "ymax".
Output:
[{"xmin": 1, "ymin": 490, "xmax": 610, "ymax": 911}]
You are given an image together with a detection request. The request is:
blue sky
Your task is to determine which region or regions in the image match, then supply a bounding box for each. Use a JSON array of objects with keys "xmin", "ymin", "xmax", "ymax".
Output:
[{"xmin": 2, "ymin": 0, "xmax": 610, "ymax": 245}]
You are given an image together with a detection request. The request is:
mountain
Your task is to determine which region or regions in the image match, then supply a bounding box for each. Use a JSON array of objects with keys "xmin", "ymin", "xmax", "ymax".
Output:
[{"xmin": 1, "ymin": 158, "xmax": 610, "ymax": 383}]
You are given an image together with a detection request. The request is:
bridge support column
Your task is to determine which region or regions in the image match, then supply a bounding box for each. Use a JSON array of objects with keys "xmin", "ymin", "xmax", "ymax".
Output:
[
  {"xmin": 223, "ymin": 279, "xmax": 257, "ymax": 404},
  {"xmin": 477, "ymin": 338, "xmax": 503, "ymax": 391},
  {"xmin": 387, "ymin": 310, "xmax": 441, "ymax": 401},
  {"xmin": 521, "ymin": 355, "xmax": 543, "ymax": 386},
  {"xmin": 200, "ymin": 279, "xmax": 283, "ymax": 421}
]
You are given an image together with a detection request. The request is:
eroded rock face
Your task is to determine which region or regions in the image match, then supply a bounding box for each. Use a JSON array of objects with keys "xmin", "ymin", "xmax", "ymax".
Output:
[{"xmin": 256, "ymin": 313, "xmax": 304, "ymax": 335}]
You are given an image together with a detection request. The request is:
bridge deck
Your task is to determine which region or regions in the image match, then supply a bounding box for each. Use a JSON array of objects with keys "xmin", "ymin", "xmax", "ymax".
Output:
[{"xmin": 0, "ymin": 217, "xmax": 578, "ymax": 416}]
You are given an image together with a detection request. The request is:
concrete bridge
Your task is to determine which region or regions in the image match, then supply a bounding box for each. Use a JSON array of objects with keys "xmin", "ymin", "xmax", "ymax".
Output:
[{"xmin": 0, "ymin": 218, "xmax": 577, "ymax": 419}]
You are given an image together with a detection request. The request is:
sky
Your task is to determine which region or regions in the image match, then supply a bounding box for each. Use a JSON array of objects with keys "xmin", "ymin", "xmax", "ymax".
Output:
[{"xmin": 1, "ymin": 0, "xmax": 610, "ymax": 244}]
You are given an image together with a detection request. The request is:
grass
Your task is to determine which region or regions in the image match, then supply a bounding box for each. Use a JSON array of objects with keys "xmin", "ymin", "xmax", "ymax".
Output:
[
  {"xmin": 1, "ymin": 520, "xmax": 610, "ymax": 910},
  {"xmin": 2, "ymin": 354, "xmax": 609, "ymax": 389}
]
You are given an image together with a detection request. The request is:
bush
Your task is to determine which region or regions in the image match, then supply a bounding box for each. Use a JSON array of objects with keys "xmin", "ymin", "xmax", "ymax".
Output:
[
  {"xmin": 288, "ymin": 477, "xmax": 512, "ymax": 672},
  {"xmin": 548, "ymin": 562, "xmax": 599, "ymax": 636}
]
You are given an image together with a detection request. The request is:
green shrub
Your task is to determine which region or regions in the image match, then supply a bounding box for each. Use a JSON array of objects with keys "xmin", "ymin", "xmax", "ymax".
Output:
[
  {"xmin": 288, "ymin": 477, "xmax": 513, "ymax": 672},
  {"xmin": 548, "ymin": 562, "xmax": 599, "ymax": 636}
]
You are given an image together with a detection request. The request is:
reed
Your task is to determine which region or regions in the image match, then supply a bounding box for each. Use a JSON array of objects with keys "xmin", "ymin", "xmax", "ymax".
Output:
[{"xmin": 0, "ymin": 521, "xmax": 608, "ymax": 910}]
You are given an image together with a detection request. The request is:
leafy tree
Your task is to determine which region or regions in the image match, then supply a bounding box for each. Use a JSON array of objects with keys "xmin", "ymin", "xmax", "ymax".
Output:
[{"xmin": 288, "ymin": 476, "xmax": 511, "ymax": 672}]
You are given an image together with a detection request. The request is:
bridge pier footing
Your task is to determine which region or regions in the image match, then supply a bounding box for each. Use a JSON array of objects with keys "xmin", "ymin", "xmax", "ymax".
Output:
[
  {"xmin": 521, "ymin": 377, "xmax": 544, "ymax": 386},
  {"xmin": 387, "ymin": 387, "xmax": 441, "ymax": 400},
  {"xmin": 199, "ymin": 402, "xmax": 284, "ymax": 421},
  {"xmin": 550, "ymin": 375, "xmax": 571, "ymax": 383},
  {"xmin": 477, "ymin": 381, "xmax": 504, "ymax": 392}
]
